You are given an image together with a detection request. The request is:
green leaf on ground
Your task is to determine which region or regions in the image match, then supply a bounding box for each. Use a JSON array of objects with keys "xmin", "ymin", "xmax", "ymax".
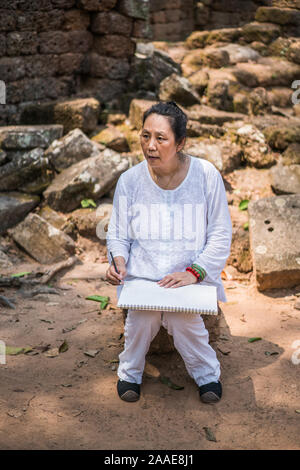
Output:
[
  {"xmin": 10, "ymin": 272, "xmax": 31, "ymax": 278},
  {"xmin": 81, "ymin": 199, "xmax": 96, "ymax": 208},
  {"xmin": 248, "ymin": 337, "xmax": 262, "ymax": 343},
  {"xmin": 239, "ymin": 199, "xmax": 249, "ymax": 211},
  {"xmin": 86, "ymin": 295, "xmax": 109, "ymax": 309},
  {"xmin": 243, "ymin": 222, "xmax": 249, "ymax": 231},
  {"xmin": 159, "ymin": 376, "xmax": 184, "ymax": 390},
  {"xmin": 59, "ymin": 340, "xmax": 69, "ymax": 353},
  {"xmin": 203, "ymin": 427, "xmax": 217, "ymax": 442},
  {"xmin": 6, "ymin": 346, "xmax": 32, "ymax": 355}
]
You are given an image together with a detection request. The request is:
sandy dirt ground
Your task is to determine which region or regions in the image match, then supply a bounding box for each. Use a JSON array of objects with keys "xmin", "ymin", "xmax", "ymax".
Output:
[{"xmin": 0, "ymin": 247, "xmax": 300, "ymax": 451}]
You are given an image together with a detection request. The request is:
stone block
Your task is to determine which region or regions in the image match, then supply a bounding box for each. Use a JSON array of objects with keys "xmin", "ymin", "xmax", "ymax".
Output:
[
  {"xmin": 0, "ymin": 148, "xmax": 54, "ymax": 194},
  {"xmin": 0, "ymin": 192, "xmax": 40, "ymax": 235},
  {"xmin": 77, "ymin": 0, "xmax": 117, "ymax": 11},
  {"xmin": 0, "ymin": 57, "xmax": 26, "ymax": 82},
  {"xmin": 62, "ymin": 9, "xmax": 90, "ymax": 30},
  {"xmin": 19, "ymin": 102, "xmax": 55, "ymax": 126},
  {"xmin": 118, "ymin": 0, "xmax": 149, "ymax": 20},
  {"xmin": 0, "ymin": 0, "xmax": 19, "ymax": 8},
  {"xmin": 263, "ymin": 122, "xmax": 300, "ymax": 150},
  {"xmin": 67, "ymin": 201, "xmax": 112, "ymax": 239},
  {"xmin": 150, "ymin": 308, "xmax": 223, "ymax": 354},
  {"xmin": 233, "ymin": 57, "xmax": 300, "ymax": 88},
  {"xmin": 58, "ymin": 53, "xmax": 88, "ymax": 75},
  {"xmin": 248, "ymin": 194, "xmax": 300, "ymax": 290},
  {"xmin": 78, "ymin": 77, "xmax": 126, "ymax": 103},
  {"xmin": 45, "ymin": 128, "xmax": 102, "ymax": 171},
  {"xmin": 272, "ymin": 0, "xmax": 300, "ymax": 7},
  {"xmin": 67, "ymin": 30, "xmax": 93, "ymax": 53},
  {"xmin": 195, "ymin": 3, "xmax": 210, "ymax": 26},
  {"xmin": 129, "ymin": 98, "xmax": 157, "ymax": 130},
  {"xmin": 17, "ymin": 10, "xmax": 65, "ymax": 32},
  {"xmin": 165, "ymin": 9, "xmax": 181, "ymax": 23},
  {"xmin": 212, "ymin": 0, "xmax": 256, "ymax": 12},
  {"xmin": 24, "ymin": 55, "xmax": 60, "ymax": 78},
  {"xmin": 210, "ymin": 10, "xmax": 242, "ymax": 26},
  {"xmin": 39, "ymin": 31, "xmax": 71, "ymax": 54},
  {"xmin": 186, "ymin": 104, "xmax": 245, "ymax": 125},
  {"xmin": 92, "ymin": 125, "xmax": 129, "ymax": 152},
  {"xmin": 241, "ymin": 22, "xmax": 281, "ymax": 44},
  {"xmin": 43, "ymin": 148, "xmax": 129, "ymax": 212},
  {"xmin": 0, "ymin": 105, "xmax": 19, "ymax": 126},
  {"xmin": 159, "ymin": 73, "xmax": 200, "ymax": 107},
  {"xmin": 183, "ymin": 47, "xmax": 230, "ymax": 70},
  {"xmin": 91, "ymin": 11, "xmax": 133, "ymax": 35},
  {"xmin": 0, "ymin": 9, "xmax": 17, "ymax": 31},
  {"xmin": 10, "ymin": 213, "xmax": 76, "ymax": 264},
  {"xmin": 288, "ymin": 40, "xmax": 300, "ymax": 64},
  {"xmin": 132, "ymin": 19, "xmax": 152, "ymax": 39},
  {"xmin": 39, "ymin": 206, "xmax": 67, "ymax": 230},
  {"xmin": 89, "ymin": 53, "xmax": 130, "ymax": 79},
  {"xmin": 52, "ymin": 0, "xmax": 76, "ymax": 7},
  {"xmin": 151, "ymin": 11, "xmax": 166, "ymax": 24},
  {"xmin": 6, "ymin": 31, "xmax": 37, "ymax": 55},
  {"xmin": 270, "ymin": 163, "xmax": 300, "ymax": 194},
  {"xmin": 7, "ymin": 76, "xmax": 76, "ymax": 104},
  {"xmin": 0, "ymin": 33, "xmax": 5, "ymax": 55},
  {"xmin": 93, "ymin": 34, "xmax": 135, "ymax": 58},
  {"xmin": 17, "ymin": 0, "xmax": 53, "ymax": 10},
  {"xmin": 281, "ymin": 143, "xmax": 300, "ymax": 165},
  {"xmin": 53, "ymin": 98, "xmax": 100, "ymax": 135},
  {"xmin": 0, "ymin": 125, "xmax": 63, "ymax": 150},
  {"xmin": 255, "ymin": 6, "xmax": 300, "ymax": 24}
]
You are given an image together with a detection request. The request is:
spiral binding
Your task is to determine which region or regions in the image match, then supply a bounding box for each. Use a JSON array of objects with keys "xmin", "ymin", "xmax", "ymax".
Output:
[{"xmin": 118, "ymin": 304, "xmax": 217, "ymax": 314}]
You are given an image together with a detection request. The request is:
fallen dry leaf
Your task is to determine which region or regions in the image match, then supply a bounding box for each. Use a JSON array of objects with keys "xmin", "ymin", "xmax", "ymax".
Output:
[
  {"xmin": 84, "ymin": 350, "xmax": 99, "ymax": 358},
  {"xmin": 217, "ymin": 346, "xmax": 231, "ymax": 355},
  {"xmin": 7, "ymin": 409, "xmax": 22, "ymax": 418},
  {"xmin": 44, "ymin": 348, "xmax": 59, "ymax": 358}
]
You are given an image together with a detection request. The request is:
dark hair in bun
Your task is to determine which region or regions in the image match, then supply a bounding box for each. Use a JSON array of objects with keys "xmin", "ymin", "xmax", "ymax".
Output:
[{"xmin": 142, "ymin": 101, "xmax": 187, "ymax": 144}]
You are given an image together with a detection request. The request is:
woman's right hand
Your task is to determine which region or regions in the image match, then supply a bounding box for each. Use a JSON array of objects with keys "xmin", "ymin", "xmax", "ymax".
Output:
[{"xmin": 106, "ymin": 256, "xmax": 127, "ymax": 285}]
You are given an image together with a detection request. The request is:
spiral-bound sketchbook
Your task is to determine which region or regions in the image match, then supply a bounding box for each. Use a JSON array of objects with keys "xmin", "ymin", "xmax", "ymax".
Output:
[{"xmin": 117, "ymin": 279, "xmax": 218, "ymax": 315}]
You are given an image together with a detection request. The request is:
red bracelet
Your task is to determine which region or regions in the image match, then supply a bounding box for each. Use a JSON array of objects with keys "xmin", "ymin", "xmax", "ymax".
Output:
[{"xmin": 186, "ymin": 267, "xmax": 200, "ymax": 281}]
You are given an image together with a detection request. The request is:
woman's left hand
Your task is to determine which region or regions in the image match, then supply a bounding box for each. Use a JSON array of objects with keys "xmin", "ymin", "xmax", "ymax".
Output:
[{"xmin": 157, "ymin": 271, "xmax": 198, "ymax": 288}]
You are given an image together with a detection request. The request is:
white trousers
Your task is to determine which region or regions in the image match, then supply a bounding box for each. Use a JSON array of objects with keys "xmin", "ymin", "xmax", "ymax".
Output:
[{"xmin": 117, "ymin": 309, "xmax": 220, "ymax": 387}]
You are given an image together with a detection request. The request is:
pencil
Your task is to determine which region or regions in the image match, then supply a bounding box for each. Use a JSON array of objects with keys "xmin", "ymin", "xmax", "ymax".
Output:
[{"xmin": 110, "ymin": 251, "xmax": 120, "ymax": 274}]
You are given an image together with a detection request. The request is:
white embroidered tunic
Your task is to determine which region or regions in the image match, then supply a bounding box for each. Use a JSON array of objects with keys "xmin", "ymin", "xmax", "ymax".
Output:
[{"xmin": 106, "ymin": 156, "xmax": 232, "ymax": 302}]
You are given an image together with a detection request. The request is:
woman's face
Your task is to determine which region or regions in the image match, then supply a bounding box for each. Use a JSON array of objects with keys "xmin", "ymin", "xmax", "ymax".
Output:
[{"xmin": 140, "ymin": 113, "xmax": 184, "ymax": 169}]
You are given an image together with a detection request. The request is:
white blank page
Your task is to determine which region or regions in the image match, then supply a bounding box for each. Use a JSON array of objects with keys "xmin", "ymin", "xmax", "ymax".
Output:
[{"xmin": 117, "ymin": 279, "xmax": 218, "ymax": 315}]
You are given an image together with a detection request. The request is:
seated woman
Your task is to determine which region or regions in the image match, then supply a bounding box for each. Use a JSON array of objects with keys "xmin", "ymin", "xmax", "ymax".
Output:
[{"xmin": 106, "ymin": 101, "xmax": 232, "ymax": 404}]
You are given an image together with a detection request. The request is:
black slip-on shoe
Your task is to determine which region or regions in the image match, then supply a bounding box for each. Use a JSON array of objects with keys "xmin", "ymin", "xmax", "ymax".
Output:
[
  {"xmin": 199, "ymin": 381, "xmax": 222, "ymax": 404},
  {"xmin": 117, "ymin": 379, "xmax": 140, "ymax": 402}
]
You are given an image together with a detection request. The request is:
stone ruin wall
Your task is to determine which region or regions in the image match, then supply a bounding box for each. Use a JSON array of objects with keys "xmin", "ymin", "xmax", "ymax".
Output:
[
  {"xmin": 1, "ymin": 0, "xmax": 300, "ymax": 125},
  {"xmin": 150, "ymin": 0, "xmax": 271, "ymax": 41},
  {"xmin": 0, "ymin": 0, "xmax": 150, "ymax": 126}
]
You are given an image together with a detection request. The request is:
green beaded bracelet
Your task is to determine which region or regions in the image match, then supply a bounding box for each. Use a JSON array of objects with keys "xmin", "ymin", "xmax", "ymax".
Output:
[{"xmin": 191, "ymin": 264, "xmax": 206, "ymax": 281}]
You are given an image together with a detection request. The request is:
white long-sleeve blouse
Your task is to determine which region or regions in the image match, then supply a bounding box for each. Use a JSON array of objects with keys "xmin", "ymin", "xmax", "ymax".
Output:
[{"xmin": 106, "ymin": 155, "xmax": 232, "ymax": 302}]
